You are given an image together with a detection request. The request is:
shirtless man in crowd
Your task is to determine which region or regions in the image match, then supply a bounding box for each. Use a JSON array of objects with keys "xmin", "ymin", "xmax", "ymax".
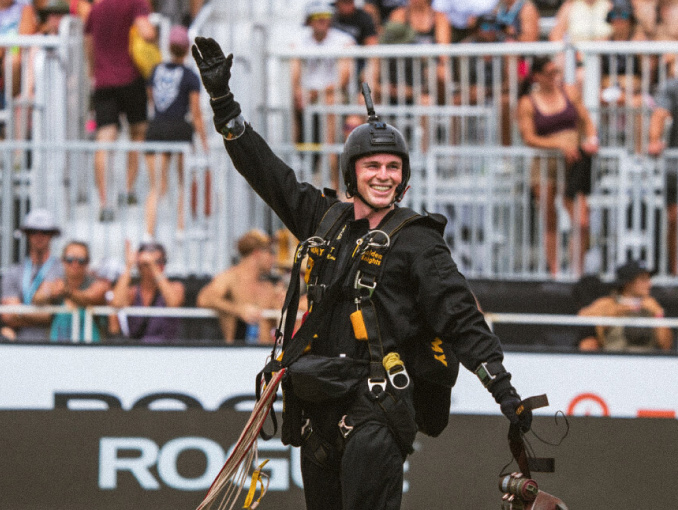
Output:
[{"xmin": 197, "ymin": 229, "xmax": 286, "ymax": 344}]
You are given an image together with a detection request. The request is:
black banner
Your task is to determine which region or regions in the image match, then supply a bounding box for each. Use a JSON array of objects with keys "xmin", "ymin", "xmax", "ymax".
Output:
[{"xmin": 1, "ymin": 411, "xmax": 676, "ymax": 509}]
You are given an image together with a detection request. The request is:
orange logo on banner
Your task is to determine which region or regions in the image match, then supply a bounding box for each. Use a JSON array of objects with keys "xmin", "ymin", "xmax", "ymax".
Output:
[{"xmin": 567, "ymin": 393, "xmax": 610, "ymax": 416}]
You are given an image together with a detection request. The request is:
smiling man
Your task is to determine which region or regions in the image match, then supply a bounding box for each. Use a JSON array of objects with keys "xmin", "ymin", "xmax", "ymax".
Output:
[{"xmin": 192, "ymin": 37, "xmax": 533, "ymax": 510}]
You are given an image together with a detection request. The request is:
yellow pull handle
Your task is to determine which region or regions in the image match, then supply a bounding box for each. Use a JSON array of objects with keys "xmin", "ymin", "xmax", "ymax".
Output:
[{"xmin": 350, "ymin": 309, "xmax": 368, "ymax": 340}]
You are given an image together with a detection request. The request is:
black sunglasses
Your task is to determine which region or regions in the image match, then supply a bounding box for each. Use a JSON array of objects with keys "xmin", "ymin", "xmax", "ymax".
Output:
[{"xmin": 63, "ymin": 256, "xmax": 88, "ymax": 265}]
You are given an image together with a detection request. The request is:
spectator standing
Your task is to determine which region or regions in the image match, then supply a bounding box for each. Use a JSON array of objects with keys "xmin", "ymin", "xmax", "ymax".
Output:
[
  {"xmin": 363, "ymin": 0, "xmax": 407, "ymax": 32},
  {"xmin": 0, "ymin": 208, "xmax": 64, "ymax": 341},
  {"xmin": 332, "ymin": 0, "xmax": 378, "ymax": 82},
  {"xmin": 647, "ymin": 77, "xmax": 678, "ymax": 273},
  {"xmin": 517, "ymin": 56, "xmax": 599, "ymax": 275},
  {"xmin": 32, "ymin": 240, "xmax": 111, "ymax": 342},
  {"xmin": 84, "ymin": 0, "xmax": 156, "ymax": 222},
  {"xmin": 109, "ymin": 241, "xmax": 185, "ymax": 343},
  {"xmin": 69, "ymin": 0, "xmax": 92, "ymax": 22},
  {"xmin": 387, "ymin": 0, "xmax": 452, "ymax": 85},
  {"xmin": 291, "ymin": 0, "xmax": 355, "ymax": 189},
  {"xmin": 494, "ymin": 0, "xmax": 540, "ymax": 42},
  {"xmin": 143, "ymin": 24, "xmax": 208, "ymax": 242},
  {"xmin": 197, "ymin": 230, "xmax": 286, "ymax": 345},
  {"xmin": 432, "ymin": 0, "xmax": 499, "ymax": 42},
  {"xmin": 151, "ymin": 0, "xmax": 203, "ymax": 27},
  {"xmin": 549, "ymin": 0, "xmax": 612, "ymax": 42},
  {"xmin": 577, "ymin": 260, "xmax": 673, "ymax": 351},
  {"xmin": 0, "ymin": 0, "xmax": 36, "ymax": 108}
]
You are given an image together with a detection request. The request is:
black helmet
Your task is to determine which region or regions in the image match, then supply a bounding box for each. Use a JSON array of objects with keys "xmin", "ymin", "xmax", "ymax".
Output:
[{"xmin": 340, "ymin": 84, "xmax": 410, "ymax": 203}]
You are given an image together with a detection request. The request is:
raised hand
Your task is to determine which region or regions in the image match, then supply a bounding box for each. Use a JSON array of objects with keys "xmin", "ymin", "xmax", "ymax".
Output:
[{"xmin": 192, "ymin": 37, "xmax": 233, "ymax": 99}]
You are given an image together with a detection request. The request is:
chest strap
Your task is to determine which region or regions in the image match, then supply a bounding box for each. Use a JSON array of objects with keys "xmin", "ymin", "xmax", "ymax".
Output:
[{"xmin": 346, "ymin": 207, "xmax": 422, "ymax": 397}]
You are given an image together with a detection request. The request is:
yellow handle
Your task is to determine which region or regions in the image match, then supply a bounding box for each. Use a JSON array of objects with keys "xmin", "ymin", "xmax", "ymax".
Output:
[
  {"xmin": 350, "ymin": 309, "xmax": 368, "ymax": 340},
  {"xmin": 243, "ymin": 459, "xmax": 269, "ymax": 509}
]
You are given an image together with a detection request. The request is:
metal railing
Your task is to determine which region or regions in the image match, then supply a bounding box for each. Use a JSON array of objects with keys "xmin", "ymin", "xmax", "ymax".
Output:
[
  {"xmin": 1, "ymin": 303, "xmax": 675, "ymax": 351},
  {"xmin": 5, "ymin": 19, "xmax": 678, "ymax": 281}
]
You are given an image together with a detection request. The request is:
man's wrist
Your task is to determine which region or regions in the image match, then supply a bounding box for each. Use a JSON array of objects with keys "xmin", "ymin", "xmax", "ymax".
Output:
[{"xmin": 219, "ymin": 115, "xmax": 246, "ymax": 140}]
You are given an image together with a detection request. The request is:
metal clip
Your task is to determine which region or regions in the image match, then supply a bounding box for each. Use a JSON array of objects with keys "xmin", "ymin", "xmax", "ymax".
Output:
[
  {"xmin": 387, "ymin": 365, "xmax": 410, "ymax": 390},
  {"xmin": 338, "ymin": 415, "xmax": 354, "ymax": 438},
  {"xmin": 366, "ymin": 230, "xmax": 390, "ymax": 249},
  {"xmin": 353, "ymin": 270, "xmax": 377, "ymax": 298},
  {"xmin": 368, "ymin": 377, "xmax": 387, "ymax": 395},
  {"xmin": 301, "ymin": 418, "xmax": 312, "ymax": 441}
]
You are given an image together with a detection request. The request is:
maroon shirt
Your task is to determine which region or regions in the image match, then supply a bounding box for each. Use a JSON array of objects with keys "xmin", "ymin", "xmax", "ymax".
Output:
[{"xmin": 85, "ymin": 0, "xmax": 151, "ymax": 89}]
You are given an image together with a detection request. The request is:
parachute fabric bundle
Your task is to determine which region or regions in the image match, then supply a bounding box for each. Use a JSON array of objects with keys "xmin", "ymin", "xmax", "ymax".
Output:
[{"xmin": 196, "ymin": 368, "xmax": 286, "ymax": 510}]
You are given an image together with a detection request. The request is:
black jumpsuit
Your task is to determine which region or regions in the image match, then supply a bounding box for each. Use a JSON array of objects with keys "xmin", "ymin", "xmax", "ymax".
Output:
[{"xmin": 224, "ymin": 124, "xmax": 510, "ymax": 510}]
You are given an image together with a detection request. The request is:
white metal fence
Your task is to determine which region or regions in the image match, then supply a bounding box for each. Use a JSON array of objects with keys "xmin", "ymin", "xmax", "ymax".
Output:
[{"xmin": 4, "ymin": 16, "xmax": 678, "ymax": 282}]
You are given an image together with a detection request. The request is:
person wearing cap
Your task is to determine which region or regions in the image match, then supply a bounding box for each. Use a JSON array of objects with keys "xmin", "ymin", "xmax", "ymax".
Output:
[
  {"xmin": 197, "ymin": 229, "xmax": 286, "ymax": 345},
  {"xmin": 577, "ymin": 260, "xmax": 673, "ymax": 351},
  {"xmin": 143, "ymin": 24, "xmax": 208, "ymax": 242},
  {"xmin": 291, "ymin": 0, "xmax": 355, "ymax": 189},
  {"xmin": 192, "ymin": 37, "xmax": 532, "ymax": 510},
  {"xmin": 1, "ymin": 208, "xmax": 64, "ymax": 341}
]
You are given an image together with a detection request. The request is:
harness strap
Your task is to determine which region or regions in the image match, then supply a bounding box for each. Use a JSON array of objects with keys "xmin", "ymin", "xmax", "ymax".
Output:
[
  {"xmin": 305, "ymin": 202, "xmax": 353, "ymax": 307},
  {"xmin": 348, "ymin": 208, "xmax": 422, "ymax": 395},
  {"xmin": 508, "ymin": 394, "xmax": 552, "ymax": 477}
]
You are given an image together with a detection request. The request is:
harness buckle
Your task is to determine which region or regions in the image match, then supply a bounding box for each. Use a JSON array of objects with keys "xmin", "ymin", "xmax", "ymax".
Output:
[
  {"xmin": 338, "ymin": 415, "xmax": 354, "ymax": 439},
  {"xmin": 354, "ymin": 271, "xmax": 377, "ymax": 298},
  {"xmin": 387, "ymin": 365, "xmax": 410, "ymax": 390},
  {"xmin": 368, "ymin": 377, "xmax": 387, "ymax": 395}
]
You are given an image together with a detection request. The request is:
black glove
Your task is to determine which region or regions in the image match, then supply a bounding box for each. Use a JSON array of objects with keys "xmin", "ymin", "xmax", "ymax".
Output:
[
  {"xmin": 500, "ymin": 391, "xmax": 533, "ymax": 433},
  {"xmin": 192, "ymin": 36, "xmax": 232, "ymax": 99},
  {"xmin": 192, "ymin": 37, "xmax": 241, "ymax": 132}
]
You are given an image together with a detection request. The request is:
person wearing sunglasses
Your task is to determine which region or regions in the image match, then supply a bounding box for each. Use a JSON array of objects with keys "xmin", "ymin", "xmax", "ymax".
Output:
[{"xmin": 33, "ymin": 241, "xmax": 111, "ymax": 342}]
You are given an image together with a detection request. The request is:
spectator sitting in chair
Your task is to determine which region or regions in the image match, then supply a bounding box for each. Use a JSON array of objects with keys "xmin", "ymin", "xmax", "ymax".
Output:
[
  {"xmin": 32, "ymin": 240, "xmax": 111, "ymax": 342},
  {"xmin": 1, "ymin": 208, "xmax": 64, "ymax": 341},
  {"xmin": 577, "ymin": 259, "xmax": 673, "ymax": 352},
  {"xmin": 109, "ymin": 240, "xmax": 185, "ymax": 343}
]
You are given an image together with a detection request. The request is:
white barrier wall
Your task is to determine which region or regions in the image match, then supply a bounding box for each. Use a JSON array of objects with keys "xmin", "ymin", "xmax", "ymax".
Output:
[{"xmin": 2, "ymin": 344, "xmax": 675, "ymax": 418}]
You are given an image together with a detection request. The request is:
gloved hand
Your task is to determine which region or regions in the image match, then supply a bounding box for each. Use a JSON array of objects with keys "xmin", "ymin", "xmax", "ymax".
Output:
[
  {"xmin": 192, "ymin": 37, "xmax": 242, "ymax": 133},
  {"xmin": 500, "ymin": 391, "xmax": 533, "ymax": 433},
  {"xmin": 192, "ymin": 36, "xmax": 232, "ymax": 99}
]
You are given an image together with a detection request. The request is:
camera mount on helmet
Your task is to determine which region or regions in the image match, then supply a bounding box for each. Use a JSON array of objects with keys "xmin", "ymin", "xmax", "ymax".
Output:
[{"xmin": 340, "ymin": 84, "xmax": 410, "ymax": 206}]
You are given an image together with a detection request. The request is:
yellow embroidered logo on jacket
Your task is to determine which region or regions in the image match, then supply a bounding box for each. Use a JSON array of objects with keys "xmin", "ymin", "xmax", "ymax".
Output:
[
  {"xmin": 360, "ymin": 249, "xmax": 383, "ymax": 266},
  {"xmin": 431, "ymin": 338, "xmax": 447, "ymax": 366}
]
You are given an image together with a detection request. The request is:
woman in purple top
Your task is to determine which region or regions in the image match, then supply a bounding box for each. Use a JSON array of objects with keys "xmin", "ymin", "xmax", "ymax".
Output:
[
  {"xmin": 109, "ymin": 240, "xmax": 185, "ymax": 344},
  {"xmin": 517, "ymin": 56, "xmax": 599, "ymax": 276}
]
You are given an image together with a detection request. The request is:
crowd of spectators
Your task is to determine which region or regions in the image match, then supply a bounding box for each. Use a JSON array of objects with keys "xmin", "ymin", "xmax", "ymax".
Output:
[{"xmin": 1, "ymin": 0, "xmax": 678, "ymax": 352}]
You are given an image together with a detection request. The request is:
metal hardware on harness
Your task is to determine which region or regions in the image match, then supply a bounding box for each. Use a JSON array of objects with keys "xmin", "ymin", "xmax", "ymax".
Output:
[
  {"xmin": 305, "ymin": 236, "xmax": 327, "ymax": 248},
  {"xmin": 368, "ymin": 377, "xmax": 387, "ymax": 395},
  {"xmin": 365, "ymin": 230, "xmax": 390, "ymax": 249},
  {"xmin": 354, "ymin": 271, "xmax": 377, "ymax": 299},
  {"xmin": 384, "ymin": 361, "xmax": 410, "ymax": 390},
  {"xmin": 338, "ymin": 415, "xmax": 354, "ymax": 438},
  {"xmin": 301, "ymin": 418, "xmax": 312, "ymax": 441}
]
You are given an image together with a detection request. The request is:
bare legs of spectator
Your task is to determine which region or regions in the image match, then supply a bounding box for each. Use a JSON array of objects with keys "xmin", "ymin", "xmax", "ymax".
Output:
[
  {"xmin": 565, "ymin": 193, "xmax": 590, "ymax": 277},
  {"xmin": 532, "ymin": 180, "xmax": 558, "ymax": 276},
  {"xmin": 145, "ymin": 151, "xmax": 185, "ymax": 240},
  {"xmin": 94, "ymin": 123, "xmax": 117, "ymax": 221},
  {"xmin": 668, "ymin": 203, "xmax": 677, "ymax": 275},
  {"xmin": 127, "ymin": 120, "xmax": 148, "ymax": 203}
]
